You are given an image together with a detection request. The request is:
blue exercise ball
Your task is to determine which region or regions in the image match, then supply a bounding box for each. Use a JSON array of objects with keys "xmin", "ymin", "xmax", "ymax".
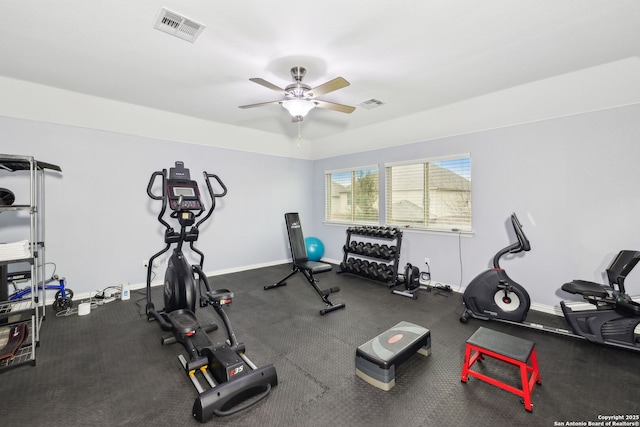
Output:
[{"xmin": 305, "ymin": 237, "xmax": 325, "ymax": 261}]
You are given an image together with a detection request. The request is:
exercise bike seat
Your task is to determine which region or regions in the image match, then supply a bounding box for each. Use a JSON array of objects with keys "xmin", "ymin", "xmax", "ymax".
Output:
[
  {"xmin": 561, "ymin": 280, "xmax": 610, "ymax": 298},
  {"xmin": 166, "ymin": 309, "xmax": 200, "ymax": 334}
]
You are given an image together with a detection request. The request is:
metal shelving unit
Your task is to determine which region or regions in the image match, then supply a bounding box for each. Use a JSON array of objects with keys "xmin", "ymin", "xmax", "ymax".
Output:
[{"xmin": 0, "ymin": 154, "xmax": 61, "ymax": 371}]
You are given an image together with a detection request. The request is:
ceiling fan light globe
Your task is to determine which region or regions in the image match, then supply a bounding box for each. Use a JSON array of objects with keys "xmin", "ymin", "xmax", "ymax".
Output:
[{"xmin": 282, "ymin": 99, "xmax": 315, "ymax": 118}]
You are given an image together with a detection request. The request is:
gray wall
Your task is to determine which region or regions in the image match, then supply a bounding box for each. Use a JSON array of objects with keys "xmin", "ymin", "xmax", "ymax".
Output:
[
  {"xmin": 2, "ymin": 103, "xmax": 640, "ymax": 310},
  {"xmin": 1, "ymin": 116, "xmax": 313, "ymax": 296},
  {"xmin": 313, "ymin": 104, "xmax": 640, "ymax": 308}
]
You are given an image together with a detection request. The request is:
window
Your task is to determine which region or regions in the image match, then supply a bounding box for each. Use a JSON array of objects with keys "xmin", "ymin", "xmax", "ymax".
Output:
[
  {"xmin": 385, "ymin": 154, "xmax": 471, "ymax": 232},
  {"xmin": 325, "ymin": 166, "xmax": 379, "ymax": 223}
]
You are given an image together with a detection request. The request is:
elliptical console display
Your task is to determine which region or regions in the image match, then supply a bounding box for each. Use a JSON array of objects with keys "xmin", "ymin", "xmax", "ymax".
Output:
[{"xmin": 166, "ymin": 162, "xmax": 203, "ymax": 212}]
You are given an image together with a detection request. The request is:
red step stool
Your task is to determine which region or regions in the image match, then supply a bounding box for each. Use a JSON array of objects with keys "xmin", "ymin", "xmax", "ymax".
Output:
[{"xmin": 460, "ymin": 327, "xmax": 541, "ymax": 412}]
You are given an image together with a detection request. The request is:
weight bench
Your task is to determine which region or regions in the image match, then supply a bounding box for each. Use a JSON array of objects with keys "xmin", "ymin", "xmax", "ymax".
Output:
[
  {"xmin": 461, "ymin": 327, "xmax": 541, "ymax": 412},
  {"xmin": 355, "ymin": 321, "xmax": 431, "ymax": 390},
  {"xmin": 264, "ymin": 213, "xmax": 345, "ymax": 315}
]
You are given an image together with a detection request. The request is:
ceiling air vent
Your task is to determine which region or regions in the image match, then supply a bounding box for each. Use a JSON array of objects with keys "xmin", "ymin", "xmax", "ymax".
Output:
[
  {"xmin": 154, "ymin": 8, "xmax": 205, "ymax": 43},
  {"xmin": 356, "ymin": 98, "xmax": 385, "ymax": 110}
]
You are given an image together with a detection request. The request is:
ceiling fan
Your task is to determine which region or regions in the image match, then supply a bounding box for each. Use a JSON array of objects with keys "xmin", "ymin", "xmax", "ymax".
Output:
[{"xmin": 239, "ymin": 66, "xmax": 356, "ymax": 122}]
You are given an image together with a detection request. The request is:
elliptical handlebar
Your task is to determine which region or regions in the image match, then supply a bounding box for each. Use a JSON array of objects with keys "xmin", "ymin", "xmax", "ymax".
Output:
[
  {"xmin": 147, "ymin": 169, "xmax": 171, "ymax": 230},
  {"xmin": 492, "ymin": 213, "xmax": 531, "ymax": 269},
  {"xmin": 147, "ymin": 170, "xmax": 166, "ymax": 200},
  {"xmin": 205, "ymin": 172, "xmax": 228, "ymax": 199},
  {"xmin": 195, "ymin": 172, "xmax": 227, "ymax": 229}
]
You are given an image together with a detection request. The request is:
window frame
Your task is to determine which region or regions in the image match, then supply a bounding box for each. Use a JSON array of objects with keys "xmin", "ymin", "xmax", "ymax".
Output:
[
  {"xmin": 324, "ymin": 164, "xmax": 380, "ymax": 225},
  {"xmin": 384, "ymin": 153, "xmax": 472, "ymax": 233}
]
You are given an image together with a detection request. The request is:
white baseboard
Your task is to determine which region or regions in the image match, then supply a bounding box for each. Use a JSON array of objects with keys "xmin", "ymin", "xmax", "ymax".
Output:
[
  {"xmin": 47, "ymin": 262, "xmax": 635, "ymax": 321},
  {"xmin": 44, "ymin": 259, "xmax": 291, "ymax": 305}
]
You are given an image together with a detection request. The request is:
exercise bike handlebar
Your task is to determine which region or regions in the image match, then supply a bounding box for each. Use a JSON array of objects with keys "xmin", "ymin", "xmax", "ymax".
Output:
[{"xmin": 492, "ymin": 213, "xmax": 531, "ymax": 269}]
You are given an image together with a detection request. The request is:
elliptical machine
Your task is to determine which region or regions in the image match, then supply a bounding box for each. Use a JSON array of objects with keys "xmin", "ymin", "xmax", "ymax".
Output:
[
  {"xmin": 460, "ymin": 213, "xmax": 640, "ymax": 353},
  {"xmin": 145, "ymin": 161, "xmax": 277, "ymax": 422}
]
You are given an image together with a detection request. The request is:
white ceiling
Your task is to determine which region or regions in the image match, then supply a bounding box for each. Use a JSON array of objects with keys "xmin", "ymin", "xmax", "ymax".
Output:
[{"xmin": 1, "ymin": 1, "xmax": 640, "ymax": 152}]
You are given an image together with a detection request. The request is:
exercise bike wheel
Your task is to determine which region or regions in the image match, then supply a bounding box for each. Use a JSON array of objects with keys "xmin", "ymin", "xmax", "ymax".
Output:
[{"xmin": 493, "ymin": 289, "xmax": 522, "ymax": 312}]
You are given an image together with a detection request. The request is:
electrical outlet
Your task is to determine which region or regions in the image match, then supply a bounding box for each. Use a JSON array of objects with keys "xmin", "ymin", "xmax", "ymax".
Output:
[
  {"xmin": 143, "ymin": 259, "xmax": 149, "ymax": 268},
  {"xmin": 424, "ymin": 257, "xmax": 430, "ymax": 266}
]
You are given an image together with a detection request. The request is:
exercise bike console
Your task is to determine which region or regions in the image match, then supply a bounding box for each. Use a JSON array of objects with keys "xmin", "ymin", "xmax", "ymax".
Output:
[{"xmin": 145, "ymin": 161, "xmax": 278, "ymax": 422}]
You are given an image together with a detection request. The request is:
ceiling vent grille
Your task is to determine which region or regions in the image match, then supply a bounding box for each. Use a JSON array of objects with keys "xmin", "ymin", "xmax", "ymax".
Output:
[
  {"xmin": 154, "ymin": 8, "xmax": 205, "ymax": 43},
  {"xmin": 357, "ymin": 98, "xmax": 385, "ymax": 110}
]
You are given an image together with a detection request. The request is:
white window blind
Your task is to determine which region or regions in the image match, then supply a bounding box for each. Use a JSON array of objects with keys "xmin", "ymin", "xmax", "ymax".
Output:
[
  {"xmin": 325, "ymin": 166, "xmax": 379, "ymax": 223},
  {"xmin": 386, "ymin": 155, "xmax": 471, "ymax": 231}
]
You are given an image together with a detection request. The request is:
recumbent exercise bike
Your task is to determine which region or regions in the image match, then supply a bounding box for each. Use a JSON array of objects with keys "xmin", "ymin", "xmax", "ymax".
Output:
[
  {"xmin": 145, "ymin": 161, "xmax": 277, "ymax": 422},
  {"xmin": 460, "ymin": 213, "xmax": 640, "ymax": 353}
]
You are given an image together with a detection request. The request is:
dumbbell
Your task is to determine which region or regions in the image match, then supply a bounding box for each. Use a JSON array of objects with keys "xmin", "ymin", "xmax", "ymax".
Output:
[
  {"xmin": 378, "ymin": 244, "xmax": 391, "ymax": 259},
  {"xmin": 371, "ymin": 243, "xmax": 382, "ymax": 257},
  {"xmin": 378, "ymin": 265, "xmax": 392, "ymax": 281},
  {"xmin": 352, "ymin": 259, "xmax": 364, "ymax": 274},
  {"xmin": 348, "ymin": 258, "xmax": 360, "ymax": 273},
  {"xmin": 362, "ymin": 242, "xmax": 374, "ymax": 256},
  {"xmin": 365, "ymin": 262, "xmax": 378, "ymax": 277}
]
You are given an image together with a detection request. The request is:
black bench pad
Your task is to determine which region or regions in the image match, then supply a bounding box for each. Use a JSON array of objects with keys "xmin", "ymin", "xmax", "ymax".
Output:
[
  {"xmin": 297, "ymin": 261, "xmax": 332, "ymax": 274},
  {"xmin": 467, "ymin": 327, "xmax": 534, "ymax": 363}
]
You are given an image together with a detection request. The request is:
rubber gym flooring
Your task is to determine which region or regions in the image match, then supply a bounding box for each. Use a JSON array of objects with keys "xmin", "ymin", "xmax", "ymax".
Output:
[{"xmin": 0, "ymin": 263, "xmax": 638, "ymax": 426}]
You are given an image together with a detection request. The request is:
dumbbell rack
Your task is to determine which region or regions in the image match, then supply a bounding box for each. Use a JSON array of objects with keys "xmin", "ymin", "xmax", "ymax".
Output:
[{"xmin": 338, "ymin": 226, "xmax": 403, "ymax": 287}]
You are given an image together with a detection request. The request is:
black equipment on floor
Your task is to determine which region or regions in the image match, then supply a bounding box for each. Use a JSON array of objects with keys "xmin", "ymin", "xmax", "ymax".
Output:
[
  {"xmin": 392, "ymin": 263, "xmax": 426, "ymax": 299},
  {"xmin": 264, "ymin": 212, "xmax": 345, "ymax": 315},
  {"xmin": 560, "ymin": 250, "xmax": 640, "ymax": 350},
  {"xmin": 392, "ymin": 262, "xmax": 452, "ymax": 299},
  {"xmin": 145, "ymin": 161, "xmax": 277, "ymax": 422},
  {"xmin": 460, "ymin": 213, "xmax": 640, "ymax": 353}
]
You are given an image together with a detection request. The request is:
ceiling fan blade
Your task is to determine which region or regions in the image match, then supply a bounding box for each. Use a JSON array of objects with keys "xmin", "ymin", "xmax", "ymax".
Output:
[
  {"xmin": 313, "ymin": 100, "xmax": 356, "ymax": 114},
  {"xmin": 309, "ymin": 77, "xmax": 350, "ymax": 98},
  {"xmin": 238, "ymin": 100, "xmax": 282, "ymax": 109},
  {"xmin": 249, "ymin": 78, "xmax": 287, "ymax": 95}
]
